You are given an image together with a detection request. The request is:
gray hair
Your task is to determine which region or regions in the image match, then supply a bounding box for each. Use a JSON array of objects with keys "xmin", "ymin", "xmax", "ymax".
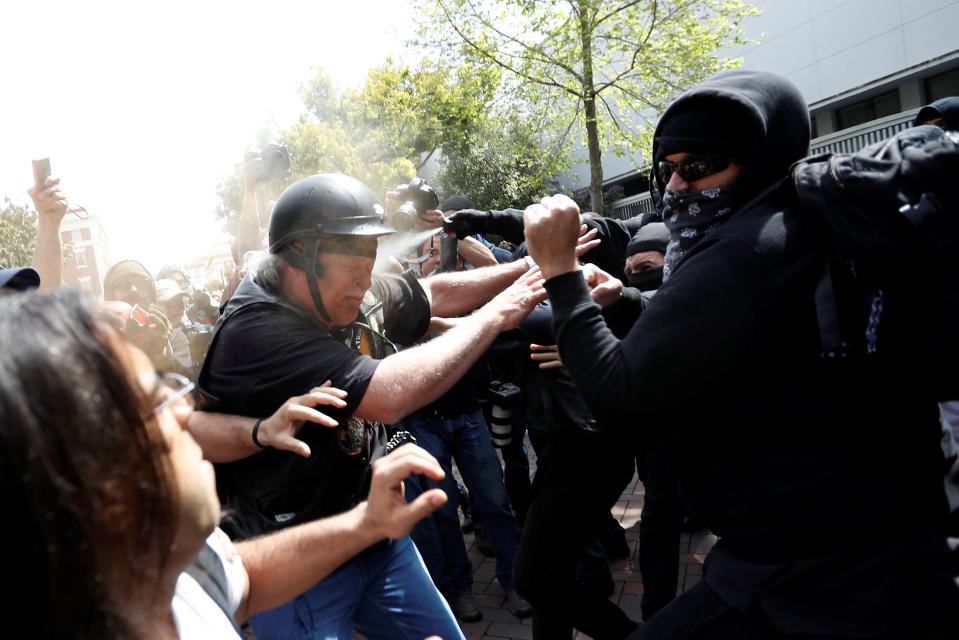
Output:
[{"xmin": 243, "ymin": 250, "xmax": 285, "ymax": 291}]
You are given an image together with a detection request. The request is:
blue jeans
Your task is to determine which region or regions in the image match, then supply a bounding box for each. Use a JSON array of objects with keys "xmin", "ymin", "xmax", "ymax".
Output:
[
  {"xmin": 249, "ymin": 536, "xmax": 464, "ymax": 640},
  {"xmin": 402, "ymin": 408, "xmax": 519, "ymax": 594}
]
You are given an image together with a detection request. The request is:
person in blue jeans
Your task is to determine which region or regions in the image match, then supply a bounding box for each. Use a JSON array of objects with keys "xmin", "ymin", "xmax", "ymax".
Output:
[{"xmin": 403, "ymin": 399, "xmax": 532, "ymax": 622}]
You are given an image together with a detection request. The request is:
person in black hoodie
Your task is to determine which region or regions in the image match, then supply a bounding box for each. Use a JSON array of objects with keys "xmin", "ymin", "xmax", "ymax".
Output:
[{"xmin": 523, "ymin": 69, "xmax": 959, "ymax": 639}]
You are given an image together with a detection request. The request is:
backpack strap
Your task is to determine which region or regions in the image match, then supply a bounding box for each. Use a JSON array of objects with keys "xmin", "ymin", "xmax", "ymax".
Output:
[{"xmin": 184, "ymin": 542, "xmax": 244, "ymax": 638}]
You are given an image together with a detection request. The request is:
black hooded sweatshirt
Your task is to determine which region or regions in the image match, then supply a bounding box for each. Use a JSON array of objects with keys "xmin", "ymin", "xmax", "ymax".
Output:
[{"xmin": 545, "ymin": 69, "xmax": 958, "ymax": 634}]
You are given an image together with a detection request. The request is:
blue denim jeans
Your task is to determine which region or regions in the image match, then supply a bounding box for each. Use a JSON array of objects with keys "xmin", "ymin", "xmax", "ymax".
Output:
[
  {"xmin": 249, "ymin": 536, "xmax": 464, "ymax": 640},
  {"xmin": 402, "ymin": 408, "xmax": 519, "ymax": 594}
]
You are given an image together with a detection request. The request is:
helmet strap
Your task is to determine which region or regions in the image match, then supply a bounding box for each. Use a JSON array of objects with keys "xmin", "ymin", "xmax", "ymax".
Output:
[
  {"xmin": 305, "ymin": 238, "xmax": 332, "ymax": 324},
  {"xmin": 278, "ymin": 238, "xmax": 332, "ymax": 324}
]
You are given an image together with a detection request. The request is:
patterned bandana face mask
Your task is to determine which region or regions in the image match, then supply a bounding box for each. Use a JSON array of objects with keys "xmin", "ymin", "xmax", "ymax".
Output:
[{"xmin": 661, "ymin": 185, "xmax": 751, "ymax": 281}]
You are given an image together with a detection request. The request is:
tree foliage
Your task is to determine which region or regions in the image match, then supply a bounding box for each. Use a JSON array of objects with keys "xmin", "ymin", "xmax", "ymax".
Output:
[
  {"xmin": 0, "ymin": 198, "xmax": 38, "ymax": 267},
  {"xmin": 412, "ymin": 0, "xmax": 760, "ymax": 213},
  {"xmin": 215, "ymin": 57, "xmax": 570, "ymax": 234}
]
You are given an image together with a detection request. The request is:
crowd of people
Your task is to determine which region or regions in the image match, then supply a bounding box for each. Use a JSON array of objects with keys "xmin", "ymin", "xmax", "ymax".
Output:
[{"xmin": 1, "ymin": 70, "xmax": 958, "ymax": 640}]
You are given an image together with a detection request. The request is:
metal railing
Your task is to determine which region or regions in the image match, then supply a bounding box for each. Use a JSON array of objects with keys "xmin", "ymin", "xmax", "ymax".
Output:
[
  {"xmin": 607, "ymin": 108, "xmax": 925, "ymax": 219},
  {"xmin": 809, "ymin": 108, "xmax": 920, "ymax": 155},
  {"xmin": 608, "ymin": 191, "xmax": 654, "ymax": 220}
]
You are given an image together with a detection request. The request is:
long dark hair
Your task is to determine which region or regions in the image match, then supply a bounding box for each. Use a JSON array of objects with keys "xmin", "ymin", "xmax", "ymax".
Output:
[{"xmin": 0, "ymin": 289, "xmax": 178, "ymax": 638}]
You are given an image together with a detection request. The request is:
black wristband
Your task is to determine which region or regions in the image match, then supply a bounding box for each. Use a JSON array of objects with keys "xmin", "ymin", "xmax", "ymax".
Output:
[{"xmin": 252, "ymin": 418, "xmax": 268, "ymax": 449}]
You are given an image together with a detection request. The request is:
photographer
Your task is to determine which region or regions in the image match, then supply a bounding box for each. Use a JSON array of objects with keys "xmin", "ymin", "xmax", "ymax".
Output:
[{"xmin": 383, "ymin": 180, "xmax": 498, "ymax": 272}]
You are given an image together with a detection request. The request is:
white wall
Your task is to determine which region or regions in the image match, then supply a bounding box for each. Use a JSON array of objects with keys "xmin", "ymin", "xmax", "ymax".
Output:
[{"xmin": 558, "ymin": 0, "xmax": 959, "ymax": 191}]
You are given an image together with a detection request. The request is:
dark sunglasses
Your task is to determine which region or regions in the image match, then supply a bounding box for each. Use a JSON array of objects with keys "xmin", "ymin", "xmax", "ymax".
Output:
[{"xmin": 657, "ymin": 155, "xmax": 729, "ymax": 185}]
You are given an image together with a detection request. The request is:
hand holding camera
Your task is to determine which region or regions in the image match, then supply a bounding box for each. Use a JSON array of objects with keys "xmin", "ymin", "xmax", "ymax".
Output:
[{"xmin": 391, "ymin": 178, "xmax": 440, "ymax": 231}]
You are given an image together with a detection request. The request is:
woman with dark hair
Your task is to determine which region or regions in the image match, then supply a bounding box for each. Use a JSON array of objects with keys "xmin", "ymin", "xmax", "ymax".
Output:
[{"xmin": 0, "ymin": 288, "xmax": 450, "ymax": 639}]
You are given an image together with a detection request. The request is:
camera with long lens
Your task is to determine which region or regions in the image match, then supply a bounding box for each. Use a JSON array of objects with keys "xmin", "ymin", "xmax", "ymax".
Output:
[
  {"xmin": 486, "ymin": 380, "xmax": 521, "ymax": 448},
  {"xmin": 257, "ymin": 141, "xmax": 292, "ymax": 182},
  {"xmin": 392, "ymin": 178, "xmax": 439, "ymax": 231}
]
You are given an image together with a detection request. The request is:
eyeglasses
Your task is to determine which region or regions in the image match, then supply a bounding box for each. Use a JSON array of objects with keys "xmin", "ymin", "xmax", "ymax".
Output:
[
  {"xmin": 656, "ymin": 155, "xmax": 729, "ymax": 185},
  {"xmin": 153, "ymin": 372, "xmax": 195, "ymax": 415}
]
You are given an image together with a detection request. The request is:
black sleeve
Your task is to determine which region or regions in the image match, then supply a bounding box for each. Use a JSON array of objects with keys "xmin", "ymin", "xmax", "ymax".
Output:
[
  {"xmin": 579, "ymin": 216, "xmax": 644, "ymax": 284},
  {"xmin": 601, "ymin": 287, "xmax": 648, "ymax": 339},
  {"xmin": 546, "ymin": 225, "xmax": 810, "ymax": 426}
]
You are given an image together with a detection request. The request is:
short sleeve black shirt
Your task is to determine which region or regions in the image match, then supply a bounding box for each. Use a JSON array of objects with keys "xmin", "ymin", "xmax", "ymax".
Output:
[{"xmin": 199, "ymin": 271, "xmax": 430, "ymax": 538}]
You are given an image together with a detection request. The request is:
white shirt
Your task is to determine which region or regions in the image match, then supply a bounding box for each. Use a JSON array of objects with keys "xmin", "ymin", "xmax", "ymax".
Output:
[{"xmin": 172, "ymin": 532, "xmax": 246, "ymax": 639}]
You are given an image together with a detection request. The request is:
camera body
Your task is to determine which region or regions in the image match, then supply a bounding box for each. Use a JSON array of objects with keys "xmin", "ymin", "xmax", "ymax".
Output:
[
  {"xmin": 392, "ymin": 178, "xmax": 439, "ymax": 231},
  {"xmin": 258, "ymin": 142, "xmax": 292, "ymax": 182}
]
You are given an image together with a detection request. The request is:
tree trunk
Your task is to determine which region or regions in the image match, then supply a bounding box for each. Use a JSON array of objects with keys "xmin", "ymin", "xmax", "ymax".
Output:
[
  {"xmin": 584, "ymin": 97, "xmax": 604, "ymax": 215},
  {"xmin": 579, "ymin": 3, "xmax": 604, "ymax": 215}
]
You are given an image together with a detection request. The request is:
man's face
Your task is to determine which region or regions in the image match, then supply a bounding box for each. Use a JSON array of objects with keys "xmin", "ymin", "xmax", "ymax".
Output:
[
  {"xmin": 625, "ymin": 250, "xmax": 665, "ymax": 277},
  {"xmin": 312, "ymin": 252, "xmax": 374, "ymax": 326},
  {"xmin": 662, "ymin": 152, "xmax": 743, "ymax": 192}
]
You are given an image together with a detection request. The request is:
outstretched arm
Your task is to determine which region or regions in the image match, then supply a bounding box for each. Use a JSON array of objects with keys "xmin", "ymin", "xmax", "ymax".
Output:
[
  {"xmin": 233, "ymin": 444, "xmax": 447, "ymax": 621},
  {"xmin": 357, "ymin": 268, "xmax": 546, "ymax": 424},
  {"xmin": 420, "ymin": 258, "xmax": 531, "ymax": 319}
]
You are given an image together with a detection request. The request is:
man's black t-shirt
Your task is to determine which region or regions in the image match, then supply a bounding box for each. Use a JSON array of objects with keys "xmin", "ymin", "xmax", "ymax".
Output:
[{"xmin": 200, "ymin": 270, "xmax": 430, "ymax": 538}]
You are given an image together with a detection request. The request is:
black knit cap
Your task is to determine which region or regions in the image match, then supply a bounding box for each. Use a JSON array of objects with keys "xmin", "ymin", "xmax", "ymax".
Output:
[
  {"xmin": 626, "ymin": 222, "xmax": 669, "ymax": 256},
  {"xmin": 439, "ymin": 195, "xmax": 475, "ymax": 213},
  {"xmin": 654, "ymin": 98, "xmax": 759, "ymax": 165}
]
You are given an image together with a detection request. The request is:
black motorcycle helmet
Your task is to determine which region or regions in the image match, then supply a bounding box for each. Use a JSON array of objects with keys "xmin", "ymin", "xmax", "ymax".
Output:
[{"xmin": 268, "ymin": 173, "xmax": 395, "ymax": 323}]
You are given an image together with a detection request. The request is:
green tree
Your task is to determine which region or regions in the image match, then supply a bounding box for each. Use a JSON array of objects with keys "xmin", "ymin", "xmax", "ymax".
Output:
[
  {"xmin": 216, "ymin": 58, "xmax": 566, "ymax": 232},
  {"xmin": 413, "ymin": 0, "xmax": 759, "ymax": 214},
  {"xmin": 0, "ymin": 198, "xmax": 38, "ymax": 267}
]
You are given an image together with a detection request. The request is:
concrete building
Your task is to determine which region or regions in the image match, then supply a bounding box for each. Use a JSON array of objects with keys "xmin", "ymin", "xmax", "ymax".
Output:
[
  {"xmin": 185, "ymin": 241, "xmax": 235, "ymax": 293},
  {"xmin": 559, "ymin": 0, "xmax": 959, "ymax": 218},
  {"xmin": 60, "ymin": 213, "xmax": 111, "ymax": 299}
]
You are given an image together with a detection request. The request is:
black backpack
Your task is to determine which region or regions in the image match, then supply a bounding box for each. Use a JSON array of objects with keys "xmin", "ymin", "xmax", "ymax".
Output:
[{"xmin": 789, "ymin": 127, "xmax": 959, "ymax": 369}]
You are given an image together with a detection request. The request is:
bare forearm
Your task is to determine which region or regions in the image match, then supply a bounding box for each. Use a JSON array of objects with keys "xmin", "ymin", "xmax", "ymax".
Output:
[
  {"xmin": 187, "ymin": 410, "xmax": 260, "ymax": 463},
  {"xmin": 423, "ymin": 259, "xmax": 528, "ymax": 318},
  {"xmin": 32, "ymin": 220, "xmax": 62, "ymax": 290},
  {"xmin": 456, "ymin": 236, "xmax": 497, "ymax": 269},
  {"xmin": 236, "ymin": 184, "xmax": 264, "ymax": 258},
  {"xmin": 235, "ymin": 503, "xmax": 378, "ymax": 620},
  {"xmin": 356, "ymin": 306, "xmax": 506, "ymax": 423}
]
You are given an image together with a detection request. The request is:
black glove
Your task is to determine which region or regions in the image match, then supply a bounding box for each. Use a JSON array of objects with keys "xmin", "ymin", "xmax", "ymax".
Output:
[{"xmin": 443, "ymin": 208, "xmax": 526, "ymax": 244}]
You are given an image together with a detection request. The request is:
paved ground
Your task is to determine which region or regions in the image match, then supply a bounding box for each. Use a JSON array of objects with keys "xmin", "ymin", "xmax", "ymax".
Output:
[{"xmin": 457, "ymin": 470, "xmax": 718, "ymax": 640}]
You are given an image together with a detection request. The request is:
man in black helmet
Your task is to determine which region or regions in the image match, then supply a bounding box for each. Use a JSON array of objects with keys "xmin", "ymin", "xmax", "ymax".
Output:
[{"xmin": 195, "ymin": 173, "xmax": 545, "ymax": 640}]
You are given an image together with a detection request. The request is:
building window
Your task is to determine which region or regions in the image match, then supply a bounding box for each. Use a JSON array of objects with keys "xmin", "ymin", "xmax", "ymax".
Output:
[
  {"xmin": 76, "ymin": 250, "xmax": 88, "ymax": 269},
  {"xmin": 836, "ymin": 90, "xmax": 901, "ymax": 130},
  {"xmin": 78, "ymin": 277, "xmax": 92, "ymax": 293},
  {"xmin": 924, "ymin": 68, "xmax": 959, "ymax": 103},
  {"xmin": 71, "ymin": 230, "xmax": 83, "ymax": 244},
  {"xmin": 810, "ymin": 115, "xmax": 818, "ymax": 139}
]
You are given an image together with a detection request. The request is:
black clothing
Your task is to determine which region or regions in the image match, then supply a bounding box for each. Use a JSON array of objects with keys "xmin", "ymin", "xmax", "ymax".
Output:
[
  {"xmin": 548, "ymin": 70, "xmax": 959, "ymax": 635},
  {"xmin": 198, "ymin": 271, "xmax": 429, "ymax": 539}
]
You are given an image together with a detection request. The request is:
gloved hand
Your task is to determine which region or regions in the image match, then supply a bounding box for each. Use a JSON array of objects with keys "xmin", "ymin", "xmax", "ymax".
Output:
[{"xmin": 443, "ymin": 208, "xmax": 526, "ymax": 244}]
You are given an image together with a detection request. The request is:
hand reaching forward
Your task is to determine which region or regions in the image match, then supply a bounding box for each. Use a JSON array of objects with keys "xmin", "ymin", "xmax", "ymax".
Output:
[
  {"xmin": 364, "ymin": 443, "xmax": 447, "ymax": 540},
  {"xmin": 484, "ymin": 266, "xmax": 547, "ymax": 332},
  {"xmin": 255, "ymin": 382, "xmax": 348, "ymax": 457},
  {"xmin": 582, "ymin": 263, "xmax": 623, "ymax": 308},
  {"xmin": 530, "ymin": 343, "xmax": 564, "ymax": 370}
]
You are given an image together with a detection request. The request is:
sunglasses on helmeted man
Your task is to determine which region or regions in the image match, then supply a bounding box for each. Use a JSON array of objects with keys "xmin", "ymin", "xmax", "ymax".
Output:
[{"xmin": 657, "ymin": 154, "xmax": 730, "ymax": 185}]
